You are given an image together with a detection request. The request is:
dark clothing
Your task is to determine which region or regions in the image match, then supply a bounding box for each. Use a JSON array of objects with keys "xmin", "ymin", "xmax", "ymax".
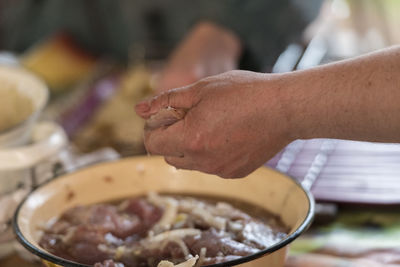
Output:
[{"xmin": 0, "ymin": 0, "xmax": 322, "ymax": 70}]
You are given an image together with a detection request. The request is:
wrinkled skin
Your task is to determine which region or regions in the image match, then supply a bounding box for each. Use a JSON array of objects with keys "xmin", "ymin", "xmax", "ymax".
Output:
[
  {"xmin": 136, "ymin": 70, "xmax": 291, "ymax": 178},
  {"xmin": 156, "ymin": 21, "xmax": 241, "ymax": 93}
]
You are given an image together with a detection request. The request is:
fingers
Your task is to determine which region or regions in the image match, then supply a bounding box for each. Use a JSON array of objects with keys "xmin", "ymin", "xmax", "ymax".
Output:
[
  {"xmin": 144, "ymin": 107, "xmax": 187, "ymax": 130},
  {"xmin": 165, "ymin": 154, "xmax": 223, "ymax": 177},
  {"xmin": 165, "ymin": 156, "xmax": 230, "ymax": 178},
  {"xmin": 135, "ymin": 101, "xmax": 152, "ymax": 119},
  {"xmin": 135, "ymin": 85, "xmax": 198, "ymax": 119},
  {"xmin": 164, "ymin": 153, "xmax": 257, "ymax": 178},
  {"xmin": 144, "ymin": 120, "xmax": 185, "ymax": 157},
  {"xmin": 164, "ymin": 156, "xmax": 193, "ymax": 170}
]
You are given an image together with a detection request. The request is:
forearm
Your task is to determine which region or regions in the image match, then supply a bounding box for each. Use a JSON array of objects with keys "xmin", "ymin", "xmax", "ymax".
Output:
[
  {"xmin": 280, "ymin": 46, "xmax": 400, "ymax": 142},
  {"xmin": 169, "ymin": 21, "xmax": 241, "ymax": 74},
  {"xmin": 193, "ymin": 21, "xmax": 242, "ymax": 68},
  {"xmin": 157, "ymin": 21, "xmax": 242, "ymax": 92}
]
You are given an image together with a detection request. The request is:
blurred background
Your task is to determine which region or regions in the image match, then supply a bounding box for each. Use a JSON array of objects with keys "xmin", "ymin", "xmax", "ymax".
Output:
[
  {"xmin": 0, "ymin": 0, "xmax": 398, "ymax": 157},
  {"xmin": 0, "ymin": 0, "xmax": 400, "ymax": 266}
]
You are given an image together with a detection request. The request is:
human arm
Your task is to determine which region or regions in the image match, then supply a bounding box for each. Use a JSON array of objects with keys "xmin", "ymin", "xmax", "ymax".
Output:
[
  {"xmin": 157, "ymin": 0, "xmax": 322, "ymax": 93},
  {"xmin": 284, "ymin": 45, "xmax": 400, "ymax": 143},
  {"xmin": 156, "ymin": 21, "xmax": 241, "ymax": 92},
  {"xmin": 136, "ymin": 46, "xmax": 400, "ymax": 178}
]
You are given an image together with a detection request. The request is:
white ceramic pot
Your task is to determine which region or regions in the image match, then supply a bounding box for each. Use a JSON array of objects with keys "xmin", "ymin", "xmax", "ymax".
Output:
[
  {"xmin": 0, "ymin": 65, "xmax": 48, "ymax": 148},
  {"xmin": 0, "ymin": 65, "xmax": 67, "ymax": 259},
  {"xmin": 0, "ymin": 65, "xmax": 67, "ymax": 194},
  {"xmin": 14, "ymin": 156, "xmax": 314, "ymax": 267}
]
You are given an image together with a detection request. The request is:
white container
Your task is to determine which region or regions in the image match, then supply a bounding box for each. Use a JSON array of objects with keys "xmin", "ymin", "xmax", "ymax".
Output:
[
  {"xmin": 0, "ymin": 65, "xmax": 49, "ymax": 148},
  {"xmin": 0, "ymin": 65, "xmax": 67, "ymax": 259},
  {"xmin": 0, "ymin": 65, "xmax": 68, "ymax": 192}
]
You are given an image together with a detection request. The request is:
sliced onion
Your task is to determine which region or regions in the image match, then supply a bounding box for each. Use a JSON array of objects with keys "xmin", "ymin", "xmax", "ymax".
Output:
[
  {"xmin": 146, "ymin": 228, "xmax": 201, "ymax": 245},
  {"xmin": 157, "ymin": 255, "xmax": 199, "ymax": 267},
  {"xmin": 177, "ymin": 198, "xmax": 227, "ymax": 231},
  {"xmin": 191, "ymin": 208, "xmax": 226, "ymax": 231},
  {"xmin": 195, "ymin": 247, "xmax": 206, "ymax": 267},
  {"xmin": 147, "ymin": 192, "xmax": 178, "ymax": 232}
]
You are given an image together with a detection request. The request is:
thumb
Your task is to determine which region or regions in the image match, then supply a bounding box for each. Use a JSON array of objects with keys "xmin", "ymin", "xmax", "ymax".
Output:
[{"xmin": 135, "ymin": 85, "xmax": 198, "ymax": 119}]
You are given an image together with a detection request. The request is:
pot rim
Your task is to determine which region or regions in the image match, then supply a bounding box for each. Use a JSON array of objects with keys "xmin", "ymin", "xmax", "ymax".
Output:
[{"xmin": 13, "ymin": 157, "xmax": 315, "ymax": 267}]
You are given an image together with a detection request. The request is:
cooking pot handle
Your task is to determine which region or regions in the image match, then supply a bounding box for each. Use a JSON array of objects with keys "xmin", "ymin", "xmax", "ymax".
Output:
[
  {"xmin": 301, "ymin": 139, "xmax": 337, "ymax": 190},
  {"xmin": 0, "ymin": 122, "xmax": 67, "ymax": 171}
]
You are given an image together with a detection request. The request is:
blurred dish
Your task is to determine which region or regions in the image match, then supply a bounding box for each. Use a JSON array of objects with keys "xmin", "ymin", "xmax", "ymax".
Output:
[
  {"xmin": 72, "ymin": 65, "xmax": 153, "ymax": 156},
  {"xmin": 0, "ymin": 83, "xmax": 33, "ymax": 132},
  {"xmin": 0, "ymin": 65, "xmax": 48, "ymax": 148},
  {"xmin": 0, "ymin": 65, "xmax": 67, "ymax": 261},
  {"xmin": 22, "ymin": 33, "xmax": 97, "ymax": 92}
]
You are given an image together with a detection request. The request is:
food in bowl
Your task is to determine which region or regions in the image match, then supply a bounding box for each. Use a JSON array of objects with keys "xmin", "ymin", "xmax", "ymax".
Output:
[
  {"xmin": 0, "ymin": 83, "xmax": 34, "ymax": 132},
  {"xmin": 14, "ymin": 157, "xmax": 314, "ymax": 267},
  {"xmin": 39, "ymin": 192, "xmax": 288, "ymax": 267}
]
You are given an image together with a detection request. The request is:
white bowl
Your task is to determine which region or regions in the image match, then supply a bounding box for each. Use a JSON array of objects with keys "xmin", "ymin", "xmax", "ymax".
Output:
[
  {"xmin": 0, "ymin": 65, "xmax": 48, "ymax": 148},
  {"xmin": 14, "ymin": 156, "xmax": 314, "ymax": 267}
]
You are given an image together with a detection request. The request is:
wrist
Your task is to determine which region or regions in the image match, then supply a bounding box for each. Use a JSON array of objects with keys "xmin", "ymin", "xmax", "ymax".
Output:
[
  {"xmin": 277, "ymin": 65, "xmax": 358, "ymax": 142},
  {"xmin": 284, "ymin": 47, "xmax": 400, "ymax": 143},
  {"xmin": 253, "ymin": 73, "xmax": 299, "ymax": 144},
  {"xmin": 271, "ymin": 71, "xmax": 322, "ymax": 141}
]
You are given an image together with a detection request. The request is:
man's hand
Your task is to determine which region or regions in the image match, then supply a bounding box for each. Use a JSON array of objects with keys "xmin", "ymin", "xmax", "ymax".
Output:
[
  {"xmin": 156, "ymin": 22, "xmax": 241, "ymax": 93},
  {"xmin": 136, "ymin": 70, "xmax": 292, "ymax": 178}
]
